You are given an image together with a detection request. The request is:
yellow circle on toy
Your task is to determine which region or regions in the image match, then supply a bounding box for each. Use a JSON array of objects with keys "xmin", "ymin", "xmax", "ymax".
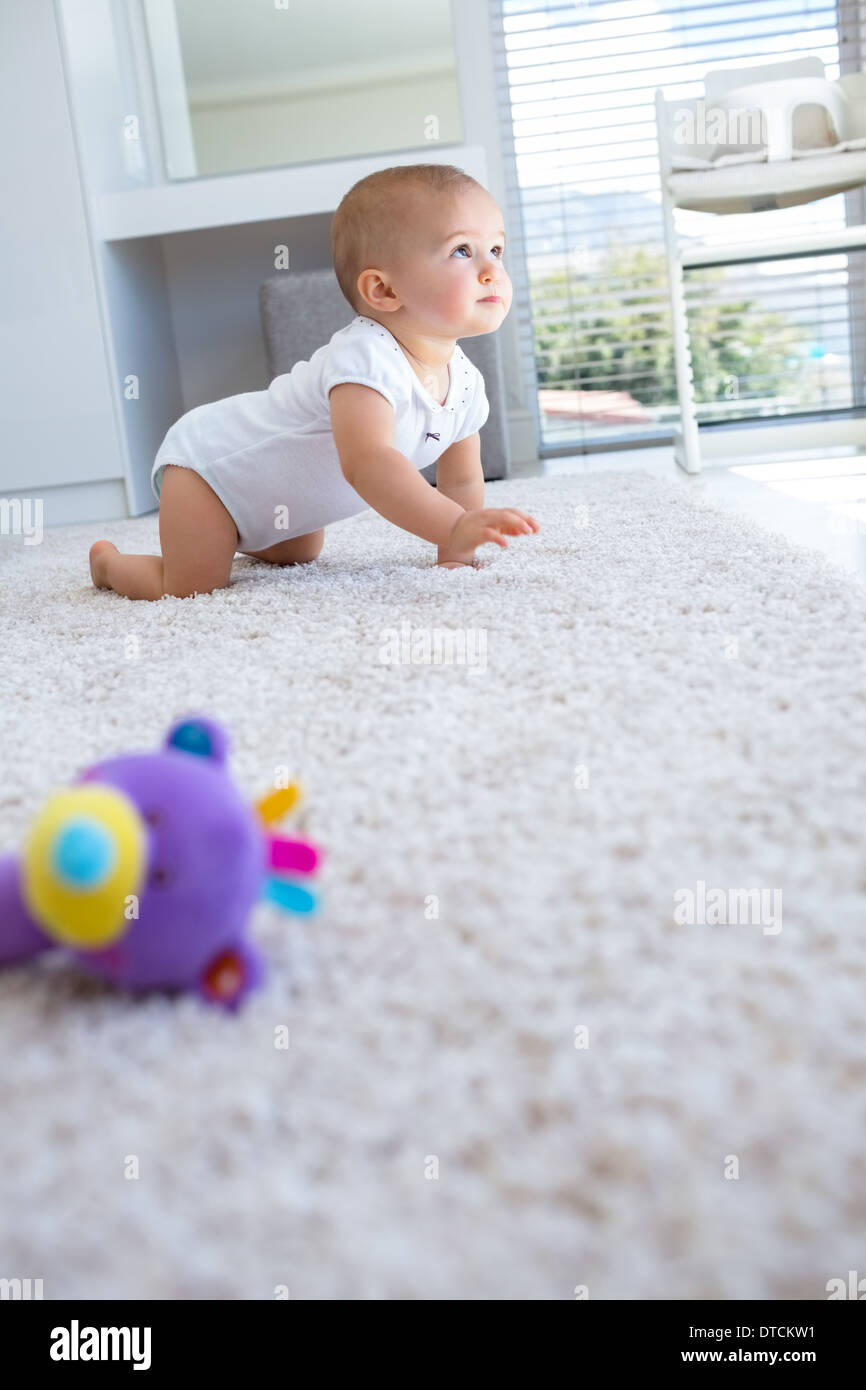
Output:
[{"xmin": 21, "ymin": 784, "xmax": 148, "ymax": 949}]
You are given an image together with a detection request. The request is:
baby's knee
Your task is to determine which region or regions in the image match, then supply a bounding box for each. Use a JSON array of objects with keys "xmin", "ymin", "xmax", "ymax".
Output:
[
  {"xmin": 289, "ymin": 529, "xmax": 325, "ymax": 564},
  {"xmin": 247, "ymin": 529, "xmax": 325, "ymax": 566}
]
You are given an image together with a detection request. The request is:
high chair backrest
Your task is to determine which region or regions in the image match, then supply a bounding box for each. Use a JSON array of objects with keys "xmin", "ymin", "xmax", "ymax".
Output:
[
  {"xmin": 656, "ymin": 55, "xmax": 836, "ymax": 174},
  {"xmin": 703, "ymin": 55, "xmax": 825, "ymax": 104}
]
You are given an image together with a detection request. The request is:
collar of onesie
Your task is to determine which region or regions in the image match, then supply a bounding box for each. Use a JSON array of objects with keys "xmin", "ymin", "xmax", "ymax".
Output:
[{"xmin": 353, "ymin": 314, "xmax": 474, "ymax": 415}]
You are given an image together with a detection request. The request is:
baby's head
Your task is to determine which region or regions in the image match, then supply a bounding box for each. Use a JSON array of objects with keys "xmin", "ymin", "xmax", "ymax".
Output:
[{"xmin": 330, "ymin": 164, "xmax": 512, "ymax": 340}]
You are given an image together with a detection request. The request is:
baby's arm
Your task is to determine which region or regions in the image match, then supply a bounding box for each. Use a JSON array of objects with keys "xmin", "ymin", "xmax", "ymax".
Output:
[
  {"xmin": 434, "ymin": 434, "xmax": 486, "ymax": 567},
  {"xmin": 331, "ymin": 384, "xmax": 464, "ymax": 548},
  {"xmin": 330, "ymin": 385, "xmax": 538, "ymax": 562}
]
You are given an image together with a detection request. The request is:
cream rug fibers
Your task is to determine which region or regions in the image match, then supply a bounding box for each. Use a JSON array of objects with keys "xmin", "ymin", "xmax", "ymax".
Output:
[{"xmin": 1, "ymin": 470, "xmax": 865, "ymax": 1301}]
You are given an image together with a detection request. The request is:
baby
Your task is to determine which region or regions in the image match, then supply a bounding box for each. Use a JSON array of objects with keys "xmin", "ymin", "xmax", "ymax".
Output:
[{"xmin": 89, "ymin": 163, "xmax": 539, "ymax": 599}]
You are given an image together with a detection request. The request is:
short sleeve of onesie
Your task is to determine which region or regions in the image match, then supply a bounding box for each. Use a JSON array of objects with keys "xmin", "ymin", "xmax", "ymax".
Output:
[
  {"xmin": 321, "ymin": 323, "xmax": 409, "ymax": 414},
  {"xmin": 454, "ymin": 378, "xmax": 490, "ymax": 441}
]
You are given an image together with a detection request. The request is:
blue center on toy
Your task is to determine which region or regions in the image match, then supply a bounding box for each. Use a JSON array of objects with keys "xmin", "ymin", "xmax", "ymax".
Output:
[
  {"xmin": 52, "ymin": 817, "xmax": 117, "ymax": 887},
  {"xmin": 169, "ymin": 722, "xmax": 213, "ymax": 758}
]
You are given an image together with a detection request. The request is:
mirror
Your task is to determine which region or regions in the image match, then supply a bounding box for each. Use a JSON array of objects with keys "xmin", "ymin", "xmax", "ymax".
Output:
[{"xmin": 143, "ymin": 0, "xmax": 463, "ymax": 180}]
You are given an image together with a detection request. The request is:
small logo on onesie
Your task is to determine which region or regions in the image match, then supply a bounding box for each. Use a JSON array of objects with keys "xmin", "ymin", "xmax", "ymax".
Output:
[{"xmin": 425, "ymin": 432, "xmax": 441, "ymax": 442}]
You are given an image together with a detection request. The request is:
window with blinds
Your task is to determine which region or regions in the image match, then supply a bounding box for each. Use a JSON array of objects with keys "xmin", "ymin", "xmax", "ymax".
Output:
[{"xmin": 491, "ymin": 0, "xmax": 866, "ymax": 456}]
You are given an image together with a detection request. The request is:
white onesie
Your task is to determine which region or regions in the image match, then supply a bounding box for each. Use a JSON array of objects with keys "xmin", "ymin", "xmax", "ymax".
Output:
[{"xmin": 151, "ymin": 314, "xmax": 490, "ymax": 554}]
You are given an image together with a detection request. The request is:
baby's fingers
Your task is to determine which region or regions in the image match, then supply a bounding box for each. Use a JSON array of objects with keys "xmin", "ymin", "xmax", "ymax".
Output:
[
  {"xmin": 480, "ymin": 526, "xmax": 509, "ymax": 549},
  {"xmin": 499, "ymin": 509, "xmax": 537, "ymax": 535}
]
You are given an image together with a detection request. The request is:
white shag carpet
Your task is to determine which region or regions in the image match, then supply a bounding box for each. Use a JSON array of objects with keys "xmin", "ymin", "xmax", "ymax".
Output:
[{"xmin": 1, "ymin": 470, "xmax": 865, "ymax": 1301}]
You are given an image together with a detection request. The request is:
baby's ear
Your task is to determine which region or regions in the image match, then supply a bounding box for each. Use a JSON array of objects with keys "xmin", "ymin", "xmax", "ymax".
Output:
[{"xmin": 164, "ymin": 716, "xmax": 230, "ymax": 767}]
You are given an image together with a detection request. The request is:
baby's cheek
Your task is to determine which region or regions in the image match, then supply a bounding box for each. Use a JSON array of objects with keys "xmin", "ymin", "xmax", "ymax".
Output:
[{"xmin": 447, "ymin": 278, "xmax": 473, "ymax": 311}]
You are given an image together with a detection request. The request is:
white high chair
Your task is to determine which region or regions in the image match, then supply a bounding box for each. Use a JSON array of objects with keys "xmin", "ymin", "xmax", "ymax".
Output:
[{"xmin": 656, "ymin": 57, "xmax": 866, "ymax": 473}]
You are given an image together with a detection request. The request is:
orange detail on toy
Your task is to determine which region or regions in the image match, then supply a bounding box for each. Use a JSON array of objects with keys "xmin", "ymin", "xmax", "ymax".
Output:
[
  {"xmin": 203, "ymin": 950, "xmax": 245, "ymax": 1000},
  {"xmin": 255, "ymin": 783, "xmax": 302, "ymax": 825}
]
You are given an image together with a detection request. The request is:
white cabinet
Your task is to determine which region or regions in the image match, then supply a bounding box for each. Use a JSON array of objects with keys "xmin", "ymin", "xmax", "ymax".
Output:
[
  {"xmin": 0, "ymin": 0, "xmax": 127, "ymax": 522},
  {"xmin": 1, "ymin": 1, "xmax": 522, "ymax": 529}
]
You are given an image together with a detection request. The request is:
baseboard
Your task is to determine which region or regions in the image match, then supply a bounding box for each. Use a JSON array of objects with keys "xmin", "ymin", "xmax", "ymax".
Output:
[
  {"xmin": 0, "ymin": 478, "xmax": 130, "ymax": 533},
  {"xmin": 692, "ymin": 414, "xmax": 866, "ymax": 465},
  {"xmin": 506, "ymin": 408, "xmax": 539, "ymax": 472}
]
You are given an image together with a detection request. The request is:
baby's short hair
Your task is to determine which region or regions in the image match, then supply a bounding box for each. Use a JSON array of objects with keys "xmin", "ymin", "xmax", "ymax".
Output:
[{"xmin": 330, "ymin": 163, "xmax": 484, "ymax": 314}]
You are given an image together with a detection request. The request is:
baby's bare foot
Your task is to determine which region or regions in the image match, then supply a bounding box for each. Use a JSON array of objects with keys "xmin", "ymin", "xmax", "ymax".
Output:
[{"xmin": 90, "ymin": 539, "xmax": 117, "ymax": 589}]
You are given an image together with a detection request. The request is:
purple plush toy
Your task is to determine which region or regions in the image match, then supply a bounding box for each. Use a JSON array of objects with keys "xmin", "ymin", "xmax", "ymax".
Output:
[{"xmin": 0, "ymin": 716, "xmax": 322, "ymax": 1010}]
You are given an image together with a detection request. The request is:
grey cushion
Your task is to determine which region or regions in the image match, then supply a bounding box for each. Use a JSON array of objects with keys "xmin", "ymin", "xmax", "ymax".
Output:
[{"xmin": 259, "ymin": 268, "xmax": 510, "ymax": 481}]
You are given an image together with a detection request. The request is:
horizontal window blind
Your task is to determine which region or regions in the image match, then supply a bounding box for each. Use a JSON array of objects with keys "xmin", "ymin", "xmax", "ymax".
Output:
[{"xmin": 491, "ymin": 0, "xmax": 866, "ymax": 455}]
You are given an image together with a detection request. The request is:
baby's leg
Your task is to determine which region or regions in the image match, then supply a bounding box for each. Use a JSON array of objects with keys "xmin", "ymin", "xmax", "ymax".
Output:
[
  {"xmin": 245, "ymin": 530, "xmax": 325, "ymax": 566},
  {"xmin": 90, "ymin": 465, "xmax": 239, "ymax": 600}
]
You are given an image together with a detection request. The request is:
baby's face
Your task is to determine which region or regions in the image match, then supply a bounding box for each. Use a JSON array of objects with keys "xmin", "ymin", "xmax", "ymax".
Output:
[{"xmin": 389, "ymin": 186, "xmax": 513, "ymax": 339}]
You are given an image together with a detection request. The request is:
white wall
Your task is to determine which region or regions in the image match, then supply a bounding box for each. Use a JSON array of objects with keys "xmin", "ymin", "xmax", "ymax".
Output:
[
  {"xmin": 0, "ymin": 0, "xmax": 122, "ymax": 508},
  {"xmin": 190, "ymin": 73, "xmax": 462, "ymax": 176}
]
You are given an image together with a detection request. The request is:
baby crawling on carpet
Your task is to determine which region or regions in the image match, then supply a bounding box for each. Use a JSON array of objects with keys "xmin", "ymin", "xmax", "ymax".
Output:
[{"xmin": 90, "ymin": 163, "xmax": 539, "ymax": 600}]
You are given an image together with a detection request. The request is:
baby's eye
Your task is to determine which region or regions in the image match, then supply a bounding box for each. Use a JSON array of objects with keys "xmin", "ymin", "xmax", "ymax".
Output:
[{"xmin": 450, "ymin": 245, "xmax": 505, "ymax": 259}]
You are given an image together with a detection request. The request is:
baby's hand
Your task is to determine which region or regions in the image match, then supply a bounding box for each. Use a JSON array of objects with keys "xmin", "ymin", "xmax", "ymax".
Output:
[{"xmin": 447, "ymin": 507, "xmax": 539, "ymax": 556}]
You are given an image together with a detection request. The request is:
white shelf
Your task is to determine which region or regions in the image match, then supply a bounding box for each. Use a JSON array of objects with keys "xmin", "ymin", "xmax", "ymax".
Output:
[
  {"xmin": 681, "ymin": 222, "xmax": 866, "ymax": 269},
  {"xmin": 96, "ymin": 143, "xmax": 488, "ymax": 241}
]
